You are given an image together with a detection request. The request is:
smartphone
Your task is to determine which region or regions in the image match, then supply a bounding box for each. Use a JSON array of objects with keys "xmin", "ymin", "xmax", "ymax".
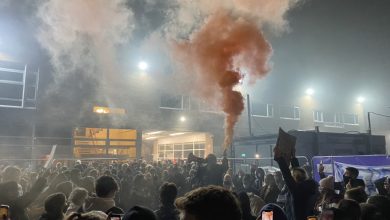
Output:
[
  {"xmin": 0, "ymin": 205, "xmax": 9, "ymax": 220},
  {"xmin": 261, "ymin": 210, "xmax": 273, "ymax": 220}
]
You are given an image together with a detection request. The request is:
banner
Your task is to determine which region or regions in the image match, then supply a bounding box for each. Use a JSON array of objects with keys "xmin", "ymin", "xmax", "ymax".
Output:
[
  {"xmin": 312, "ymin": 155, "xmax": 390, "ymax": 195},
  {"xmin": 333, "ymin": 161, "xmax": 390, "ymax": 195}
]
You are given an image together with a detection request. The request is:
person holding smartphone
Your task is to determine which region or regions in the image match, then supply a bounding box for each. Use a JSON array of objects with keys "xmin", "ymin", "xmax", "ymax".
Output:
[
  {"xmin": 258, "ymin": 203, "xmax": 287, "ymax": 220},
  {"xmin": 0, "ymin": 205, "xmax": 9, "ymax": 220}
]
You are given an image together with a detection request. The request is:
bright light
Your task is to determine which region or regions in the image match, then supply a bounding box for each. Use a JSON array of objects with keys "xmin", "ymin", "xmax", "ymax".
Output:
[
  {"xmin": 169, "ymin": 132, "xmax": 185, "ymax": 136},
  {"xmin": 255, "ymin": 154, "xmax": 260, "ymax": 159},
  {"xmin": 138, "ymin": 61, "xmax": 148, "ymax": 71},
  {"xmin": 357, "ymin": 96, "xmax": 365, "ymax": 103},
  {"xmin": 95, "ymin": 108, "xmax": 108, "ymax": 114},
  {"xmin": 145, "ymin": 131, "xmax": 163, "ymax": 135},
  {"xmin": 306, "ymin": 88, "xmax": 315, "ymax": 96},
  {"xmin": 180, "ymin": 116, "xmax": 186, "ymax": 122},
  {"xmin": 145, "ymin": 136, "xmax": 158, "ymax": 140}
]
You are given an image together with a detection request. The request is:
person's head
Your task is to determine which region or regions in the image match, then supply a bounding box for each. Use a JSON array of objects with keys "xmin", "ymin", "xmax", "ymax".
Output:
[
  {"xmin": 319, "ymin": 175, "xmax": 335, "ymax": 192},
  {"xmin": 175, "ymin": 186, "xmax": 241, "ymax": 220},
  {"xmin": 159, "ymin": 182, "xmax": 178, "ymax": 206},
  {"xmin": 206, "ymin": 154, "xmax": 217, "ymax": 166},
  {"xmin": 70, "ymin": 168, "xmax": 82, "ymax": 182},
  {"xmin": 273, "ymin": 171, "xmax": 283, "ymax": 184},
  {"xmin": 44, "ymin": 193, "xmax": 66, "ymax": 215},
  {"xmin": 291, "ymin": 167, "xmax": 307, "ymax": 183},
  {"xmin": 255, "ymin": 168, "xmax": 265, "ymax": 180},
  {"xmin": 344, "ymin": 187, "xmax": 368, "ymax": 203},
  {"xmin": 258, "ymin": 203, "xmax": 287, "ymax": 220},
  {"xmin": 242, "ymin": 174, "xmax": 253, "ymax": 188},
  {"xmin": 0, "ymin": 181, "xmax": 19, "ymax": 200},
  {"xmin": 66, "ymin": 211, "xmax": 107, "ymax": 220},
  {"xmin": 337, "ymin": 199, "xmax": 361, "ymax": 220},
  {"xmin": 121, "ymin": 163, "xmax": 129, "ymax": 171},
  {"xmin": 367, "ymin": 195, "xmax": 390, "ymax": 219},
  {"xmin": 226, "ymin": 168, "xmax": 233, "ymax": 176},
  {"xmin": 88, "ymin": 169, "xmax": 99, "ymax": 179},
  {"xmin": 302, "ymin": 165, "xmax": 313, "ymax": 179},
  {"xmin": 133, "ymin": 174, "xmax": 145, "ymax": 190},
  {"xmin": 264, "ymin": 174, "xmax": 276, "ymax": 186},
  {"xmin": 80, "ymin": 176, "xmax": 95, "ymax": 194},
  {"xmin": 360, "ymin": 203, "xmax": 383, "ymax": 220},
  {"xmin": 344, "ymin": 167, "xmax": 359, "ymax": 180},
  {"xmin": 55, "ymin": 181, "xmax": 73, "ymax": 198},
  {"xmin": 95, "ymin": 176, "xmax": 119, "ymax": 198},
  {"xmin": 68, "ymin": 187, "xmax": 88, "ymax": 206},
  {"xmin": 237, "ymin": 192, "xmax": 252, "ymax": 217},
  {"xmin": 161, "ymin": 170, "xmax": 169, "ymax": 181},
  {"xmin": 319, "ymin": 208, "xmax": 346, "ymax": 220},
  {"xmin": 2, "ymin": 166, "xmax": 21, "ymax": 183},
  {"xmin": 50, "ymin": 173, "xmax": 68, "ymax": 189},
  {"xmin": 223, "ymin": 174, "xmax": 233, "ymax": 188},
  {"xmin": 122, "ymin": 206, "xmax": 156, "ymax": 220}
]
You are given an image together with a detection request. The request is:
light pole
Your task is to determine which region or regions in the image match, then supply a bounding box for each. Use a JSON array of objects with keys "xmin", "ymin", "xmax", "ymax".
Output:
[{"xmin": 368, "ymin": 112, "xmax": 372, "ymax": 135}]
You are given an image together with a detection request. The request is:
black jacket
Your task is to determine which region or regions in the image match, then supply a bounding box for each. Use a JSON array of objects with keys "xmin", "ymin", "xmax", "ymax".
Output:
[{"xmin": 276, "ymin": 157, "xmax": 317, "ymax": 220}]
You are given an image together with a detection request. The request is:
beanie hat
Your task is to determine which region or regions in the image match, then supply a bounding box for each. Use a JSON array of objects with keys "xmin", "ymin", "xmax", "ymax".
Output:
[
  {"xmin": 319, "ymin": 176, "xmax": 334, "ymax": 190},
  {"xmin": 45, "ymin": 193, "xmax": 66, "ymax": 213}
]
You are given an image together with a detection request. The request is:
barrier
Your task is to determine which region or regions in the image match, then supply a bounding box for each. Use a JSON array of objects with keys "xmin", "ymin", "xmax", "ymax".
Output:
[{"xmin": 227, "ymin": 156, "xmax": 310, "ymax": 174}]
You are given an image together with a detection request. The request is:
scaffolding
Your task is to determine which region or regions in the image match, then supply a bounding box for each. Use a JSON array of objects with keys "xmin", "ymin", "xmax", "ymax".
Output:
[{"xmin": 0, "ymin": 61, "xmax": 39, "ymax": 109}]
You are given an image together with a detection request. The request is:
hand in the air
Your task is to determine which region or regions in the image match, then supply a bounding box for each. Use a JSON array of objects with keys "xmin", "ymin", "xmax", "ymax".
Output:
[
  {"xmin": 346, "ymin": 180, "xmax": 352, "ymax": 190},
  {"xmin": 319, "ymin": 163, "xmax": 325, "ymax": 173}
]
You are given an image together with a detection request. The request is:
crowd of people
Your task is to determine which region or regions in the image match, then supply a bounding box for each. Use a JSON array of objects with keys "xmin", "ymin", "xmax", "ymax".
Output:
[{"xmin": 0, "ymin": 149, "xmax": 389, "ymax": 220}]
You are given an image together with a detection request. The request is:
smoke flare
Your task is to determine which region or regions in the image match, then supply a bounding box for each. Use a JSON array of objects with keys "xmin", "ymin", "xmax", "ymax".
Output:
[
  {"xmin": 171, "ymin": 0, "xmax": 298, "ymax": 149},
  {"xmin": 174, "ymin": 12, "xmax": 272, "ymax": 149}
]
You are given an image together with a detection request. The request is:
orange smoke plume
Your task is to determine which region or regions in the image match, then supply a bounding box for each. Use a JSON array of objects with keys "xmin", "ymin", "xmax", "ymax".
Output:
[{"xmin": 174, "ymin": 11, "xmax": 272, "ymax": 149}]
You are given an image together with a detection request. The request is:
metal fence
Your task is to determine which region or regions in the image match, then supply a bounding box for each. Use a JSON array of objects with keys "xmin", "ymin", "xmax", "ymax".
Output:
[{"xmin": 227, "ymin": 156, "xmax": 310, "ymax": 174}]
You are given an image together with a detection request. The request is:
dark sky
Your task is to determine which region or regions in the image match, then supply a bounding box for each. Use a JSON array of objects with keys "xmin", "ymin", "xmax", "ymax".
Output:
[
  {"xmin": 261, "ymin": 0, "xmax": 390, "ymax": 111},
  {"xmin": 0, "ymin": 0, "xmax": 389, "ymax": 133}
]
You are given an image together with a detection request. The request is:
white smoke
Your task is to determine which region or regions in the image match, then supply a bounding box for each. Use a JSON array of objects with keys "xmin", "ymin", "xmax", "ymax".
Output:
[{"xmin": 36, "ymin": 0, "xmax": 134, "ymax": 95}]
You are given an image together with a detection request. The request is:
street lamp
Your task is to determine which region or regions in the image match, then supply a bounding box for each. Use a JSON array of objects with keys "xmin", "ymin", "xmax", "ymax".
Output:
[
  {"xmin": 138, "ymin": 61, "xmax": 148, "ymax": 71},
  {"xmin": 305, "ymin": 88, "xmax": 315, "ymax": 96},
  {"xmin": 357, "ymin": 96, "xmax": 365, "ymax": 103}
]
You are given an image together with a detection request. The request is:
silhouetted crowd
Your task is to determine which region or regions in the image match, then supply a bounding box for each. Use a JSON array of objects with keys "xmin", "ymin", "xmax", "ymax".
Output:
[{"xmin": 0, "ymin": 151, "xmax": 390, "ymax": 220}]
